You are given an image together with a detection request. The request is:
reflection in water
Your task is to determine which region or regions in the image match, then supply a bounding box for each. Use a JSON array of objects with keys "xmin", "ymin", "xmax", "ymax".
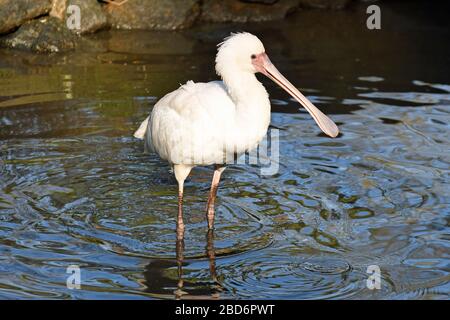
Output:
[
  {"xmin": 0, "ymin": 1, "xmax": 449, "ymax": 299},
  {"xmin": 175, "ymin": 229, "xmax": 185, "ymax": 299},
  {"xmin": 174, "ymin": 229, "xmax": 223, "ymax": 300},
  {"xmin": 143, "ymin": 228, "xmax": 222, "ymax": 299}
]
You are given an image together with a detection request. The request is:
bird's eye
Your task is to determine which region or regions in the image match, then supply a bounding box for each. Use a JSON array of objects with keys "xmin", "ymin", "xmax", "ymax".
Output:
[{"xmin": 251, "ymin": 54, "xmax": 256, "ymax": 59}]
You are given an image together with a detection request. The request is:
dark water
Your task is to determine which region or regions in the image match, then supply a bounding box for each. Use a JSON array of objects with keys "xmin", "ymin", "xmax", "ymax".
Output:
[{"xmin": 0, "ymin": 1, "xmax": 449, "ymax": 299}]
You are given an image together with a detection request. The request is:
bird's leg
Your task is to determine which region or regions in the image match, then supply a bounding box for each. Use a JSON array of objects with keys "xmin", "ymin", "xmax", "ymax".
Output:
[
  {"xmin": 173, "ymin": 165, "xmax": 192, "ymax": 299},
  {"xmin": 177, "ymin": 189, "xmax": 185, "ymax": 240},
  {"xmin": 174, "ymin": 165, "xmax": 192, "ymax": 239},
  {"xmin": 206, "ymin": 165, "xmax": 226, "ymax": 229},
  {"xmin": 175, "ymin": 191, "xmax": 185, "ymax": 299}
]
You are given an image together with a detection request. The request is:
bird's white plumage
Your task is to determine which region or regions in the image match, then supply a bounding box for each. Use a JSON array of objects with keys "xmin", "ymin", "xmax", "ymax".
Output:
[
  {"xmin": 133, "ymin": 32, "xmax": 339, "ymax": 232},
  {"xmin": 135, "ymin": 33, "xmax": 271, "ymax": 166}
]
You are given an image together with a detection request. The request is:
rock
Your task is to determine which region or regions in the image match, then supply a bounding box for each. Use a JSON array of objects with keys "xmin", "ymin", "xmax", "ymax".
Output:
[
  {"xmin": 50, "ymin": 0, "xmax": 108, "ymax": 34},
  {"xmin": 298, "ymin": 0, "xmax": 353, "ymax": 9},
  {"xmin": 50, "ymin": 0, "xmax": 66, "ymax": 20},
  {"xmin": 0, "ymin": 17, "xmax": 77, "ymax": 53},
  {"xmin": 0, "ymin": 0, "xmax": 52, "ymax": 34},
  {"xmin": 201, "ymin": 0, "xmax": 300, "ymax": 23},
  {"xmin": 105, "ymin": 0, "xmax": 200, "ymax": 30},
  {"xmin": 241, "ymin": 0, "xmax": 279, "ymax": 3}
]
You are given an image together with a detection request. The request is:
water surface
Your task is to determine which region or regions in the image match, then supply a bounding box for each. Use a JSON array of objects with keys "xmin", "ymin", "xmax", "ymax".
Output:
[{"xmin": 0, "ymin": 1, "xmax": 449, "ymax": 299}]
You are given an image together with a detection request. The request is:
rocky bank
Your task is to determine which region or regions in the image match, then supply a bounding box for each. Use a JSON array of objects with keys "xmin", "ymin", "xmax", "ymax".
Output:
[{"xmin": 0, "ymin": 0, "xmax": 360, "ymax": 53}]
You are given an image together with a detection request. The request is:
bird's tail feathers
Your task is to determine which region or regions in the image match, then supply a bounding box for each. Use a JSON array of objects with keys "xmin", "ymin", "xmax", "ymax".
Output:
[{"xmin": 133, "ymin": 116, "xmax": 150, "ymax": 140}]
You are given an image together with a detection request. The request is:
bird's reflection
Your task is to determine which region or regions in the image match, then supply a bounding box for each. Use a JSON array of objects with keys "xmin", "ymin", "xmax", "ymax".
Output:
[
  {"xmin": 143, "ymin": 225, "xmax": 223, "ymax": 299},
  {"xmin": 174, "ymin": 226, "xmax": 186, "ymax": 298},
  {"xmin": 174, "ymin": 226, "xmax": 222, "ymax": 299}
]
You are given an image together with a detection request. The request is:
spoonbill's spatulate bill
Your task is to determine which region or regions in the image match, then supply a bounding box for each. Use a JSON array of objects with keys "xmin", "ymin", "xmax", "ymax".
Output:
[{"xmin": 134, "ymin": 32, "xmax": 339, "ymax": 237}]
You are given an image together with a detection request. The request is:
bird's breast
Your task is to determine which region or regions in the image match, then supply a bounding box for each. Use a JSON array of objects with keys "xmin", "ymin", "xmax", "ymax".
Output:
[
  {"xmin": 226, "ymin": 96, "xmax": 271, "ymax": 156},
  {"xmin": 149, "ymin": 80, "xmax": 271, "ymax": 166}
]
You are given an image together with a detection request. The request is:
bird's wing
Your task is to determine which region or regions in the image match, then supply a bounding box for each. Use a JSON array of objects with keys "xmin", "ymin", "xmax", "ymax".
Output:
[
  {"xmin": 170, "ymin": 80, "xmax": 234, "ymax": 115},
  {"xmin": 148, "ymin": 80, "xmax": 236, "ymax": 164},
  {"xmin": 133, "ymin": 81, "xmax": 233, "ymax": 138}
]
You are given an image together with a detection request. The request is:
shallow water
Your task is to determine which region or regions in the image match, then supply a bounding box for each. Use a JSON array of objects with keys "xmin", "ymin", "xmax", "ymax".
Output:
[{"xmin": 0, "ymin": 1, "xmax": 449, "ymax": 299}]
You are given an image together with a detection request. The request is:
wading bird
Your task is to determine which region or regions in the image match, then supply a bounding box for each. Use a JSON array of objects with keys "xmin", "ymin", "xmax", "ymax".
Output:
[{"xmin": 134, "ymin": 32, "xmax": 338, "ymax": 236}]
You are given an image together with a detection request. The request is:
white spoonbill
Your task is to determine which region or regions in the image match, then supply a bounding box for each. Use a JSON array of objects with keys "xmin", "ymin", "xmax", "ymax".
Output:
[{"xmin": 134, "ymin": 32, "xmax": 338, "ymax": 235}]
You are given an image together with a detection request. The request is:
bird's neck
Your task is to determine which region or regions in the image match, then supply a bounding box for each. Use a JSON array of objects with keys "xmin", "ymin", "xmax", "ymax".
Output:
[
  {"xmin": 222, "ymin": 70, "xmax": 269, "ymax": 107},
  {"xmin": 221, "ymin": 69, "xmax": 271, "ymax": 152}
]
